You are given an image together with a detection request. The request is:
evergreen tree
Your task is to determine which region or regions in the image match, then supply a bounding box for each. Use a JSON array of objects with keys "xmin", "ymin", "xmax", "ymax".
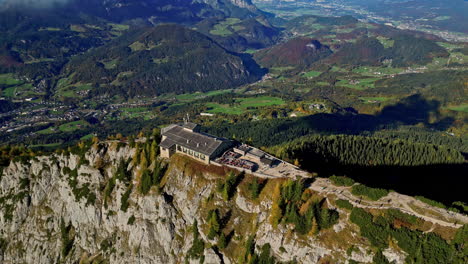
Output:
[
  {"xmin": 139, "ymin": 169, "xmax": 152, "ymax": 195},
  {"xmin": 218, "ymin": 232, "xmax": 227, "ymax": 249}
]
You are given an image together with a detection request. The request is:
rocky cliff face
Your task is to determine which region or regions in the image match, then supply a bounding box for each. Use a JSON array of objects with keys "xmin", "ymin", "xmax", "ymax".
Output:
[{"xmin": 0, "ymin": 141, "xmax": 407, "ymax": 263}]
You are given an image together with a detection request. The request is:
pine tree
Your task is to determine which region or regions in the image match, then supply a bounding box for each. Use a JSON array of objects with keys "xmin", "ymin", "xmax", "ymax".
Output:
[
  {"xmin": 139, "ymin": 169, "xmax": 152, "ymax": 195},
  {"xmin": 218, "ymin": 232, "xmax": 227, "ymax": 249},
  {"xmin": 139, "ymin": 150, "xmax": 148, "ymax": 170},
  {"xmin": 150, "ymin": 140, "xmax": 158, "ymax": 162}
]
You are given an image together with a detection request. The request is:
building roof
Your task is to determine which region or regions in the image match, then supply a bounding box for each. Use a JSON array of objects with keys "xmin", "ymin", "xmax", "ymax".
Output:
[
  {"xmin": 247, "ymin": 148, "xmax": 265, "ymax": 158},
  {"xmin": 260, "ymin": 156, "xmax": 275, "ymax": 166},
  {"xmin": 182, "ymin": 122, "xmax": 199, "ymax": 131},
  {"xmin": 160, "ymin": 124, "xmax": 228, "ymax": 156}
]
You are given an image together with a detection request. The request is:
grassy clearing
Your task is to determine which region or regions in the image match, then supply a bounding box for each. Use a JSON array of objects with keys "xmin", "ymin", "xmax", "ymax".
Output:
[
  {"xmin": 120, "ymin": 107, "xmax": 147, "ymax": 113},
  {"xmin": 437, "ymin": 42, "xmax": 463, "ymax": 51},
  {"xmin": 0, "ymin": 74, "xmax": 22, "ymax": 86},
  {"xmin": 359, "ymin": 97, "xmax": 392, "ymax": 103},
  {"xmin": 80, "ymin": 134, "xmax": 94, "ymax": 141},
  {"xmin": 447, "ymin": 104, "xmax": 468, "ymax": 113},
  {"xmin": 70, "ymin": 24, "xmax": 87, "ymax": 33},
  {"xmin": 30, "ymin": 143, "xmax": 62, "ymax": 148},
  {"xmin": 433, "ymin": 16, "xmax": 451, "ymax": 21},
  {"xmin": 335, "ymin": 27, "xmax": 355, "ymax": 34},
  {"xmin": 129, "ymin": 41, "xmax": 146, "ymax": 52},
  {"xmin": 57, "ymin": 78, "xmax": 71, "ymax": 89},
  {"xmin": 336, "ymin": 77, "xmax": 380, "ymax": 90},
  {"xmin": 322, "ymin": 34, "xmax": 336, "ymax": 39},
  {"xmin": 2, "ymin": 87, "xmax": 16, "ymax": 97},
  {"xmin": 206, "ymin": 96, "xmax": 285, "ymax": 115},
  {"xmin": 102, "ymin": 59, "xmax": 119, "ymax": 69},
  {"xmin": 56, "ymin": 78, "xmax": 92, "ymax": 98},
  {"xmin": 176, "ymin": 89, "xmax": 233, "ymax": 101},
  {"xmin": 2, "ymin": 83, "xmax": 40, "ymax": 98},
  {"xmin": 152, "ymin": 58, "xmax": 169, "ymax": 64},
  {"xmin": 206, "ymin": 103, "xmax": 244, "ymax": 115},
  {"xmin": 129, "ymin": 41, "xmax": 157, "ymax": 52},
  {"xmin": 111, "ymin": 71, "xmax": 134, "ymax": 86},
  {"xmin": 232, "ymin": 25, "xmax": 245, "ymax": 32},
  {"xmin": 316, "ymin": 81, "xmax": 330, "ymax": 86},
  {"xmin": 377, "ymin": 36, "xmax": 394, "ymax": 48},
  {"xmin": 210, "ymin": 26, "xmax": 232, "ymax": 36},
  {"xmin": 269, "ymin": 66, "xmax": 295, "ymax": 76},
  {"xmin": 448, "ymin": 52, "xmax": 468, "ymax": 64},
  {"xmin": 352, "ymin": 66, "xmax": 403, "ymax": 76},
  {"xmin": 120, "ymin": 107, "xmax": 155, "ymax": 120},
  {"xmin": 209, "ymin": 18, "xmax": 241, "ymax": 37},
  {"xmin": 303, "ymin": 71, "xmax": 322, "ymax": 78},
  {"xmin": 39, "ymin": 27, "xmax": 61, "ymax": 31},
  {"xmin": 330, "ymin": 66, "xmax": 347, "ymax": 73},
  {"xmin": 59, "ymin": 120, "xmax": 88, "ymax": 132},
  {"xmin": 24, "ymin": 58, "xmax": 55, "ymax": 64},
  {"xmin": 244, "ymin": 49, "xmax": 260, "ymax": 54},
  {"xmin": 37, "ymin": 127, "xmax": 57, "ymax": 135},
  {"xmin": 356, "ymin": 22, "xmax": 377, "ymax": 29},
  {"xmin": 109, "ymin": 23, "xmax": 129, "ymax": 31}
]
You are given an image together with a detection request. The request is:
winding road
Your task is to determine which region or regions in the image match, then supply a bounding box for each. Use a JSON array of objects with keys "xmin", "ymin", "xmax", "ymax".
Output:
[{"xmin": 309, "ymin": 178, "xmax": 468, "ymax": 228}]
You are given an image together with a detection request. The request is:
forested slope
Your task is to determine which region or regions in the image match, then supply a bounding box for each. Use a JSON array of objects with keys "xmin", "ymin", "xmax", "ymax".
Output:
[{"xmin": 65, "ymin": 24, "xmax": 264, "ymax": 97}]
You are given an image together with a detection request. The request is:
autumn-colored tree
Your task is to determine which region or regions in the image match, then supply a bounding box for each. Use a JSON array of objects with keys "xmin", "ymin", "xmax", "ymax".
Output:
[
  {"xmin": 139, "ymin": 150, "xmax": 148, "ymax": 170},
  {"xmin": 132, "ymin": 144, "xmax": 140, "ymax": 165},
  {"xmin": 294, "ymin": 158, "xmax": 300, "ymax": 167},
  {"xmin": 270, "ymin": 182, "xmax": 283, "ymax": 228}
]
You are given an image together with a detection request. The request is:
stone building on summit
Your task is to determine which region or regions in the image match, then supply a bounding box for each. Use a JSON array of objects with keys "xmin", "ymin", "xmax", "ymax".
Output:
[{"xmin": 159, "ymin": 122, "xmax": 233, "ymax": 164}]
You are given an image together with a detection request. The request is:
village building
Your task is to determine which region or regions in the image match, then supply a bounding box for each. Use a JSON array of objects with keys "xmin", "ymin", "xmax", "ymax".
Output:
[{"xmin": 160, "ymin": 122, "xmax": 233, "ymax": 164}]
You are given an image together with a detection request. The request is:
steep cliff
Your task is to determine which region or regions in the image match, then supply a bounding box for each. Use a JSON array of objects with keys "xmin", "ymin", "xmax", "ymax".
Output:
[{"xmin": 0, "ymin": 140, "xmax": 465, "ymax": 263}]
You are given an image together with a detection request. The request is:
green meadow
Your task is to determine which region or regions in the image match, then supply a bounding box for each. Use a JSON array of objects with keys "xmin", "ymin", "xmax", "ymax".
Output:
[
  {"xmin": 206, "ymin": 96, "xmax": 285, "ymax": 115},
  {"xmin": 336, "ymin": 77, "xmax": 379, "ymax": 90},
  {"xmin": 176, "ymin": 89, "xmax": 233, "ymax": 101},
  {"xmin": 447, "ymin": 104, "xmax": 468, "ymax": 113}
]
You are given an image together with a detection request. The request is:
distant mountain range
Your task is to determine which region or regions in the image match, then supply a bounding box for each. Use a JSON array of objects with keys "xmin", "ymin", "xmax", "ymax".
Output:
[
  {"xmin": 0, "ymin": 0, "xmax": 466, "ymax": 102},
  {"xmin": 0, "ymin": 0, "xmax": 273, "ymax": 98},
  {"xmin": 0, "ymin": 0, "xmax": 265, "ymax": 23}
]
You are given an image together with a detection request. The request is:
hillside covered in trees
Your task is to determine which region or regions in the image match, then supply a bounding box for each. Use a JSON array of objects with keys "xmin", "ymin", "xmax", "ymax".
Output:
[
  {"xmin": 254, "ymin": 38, "xmax": 332, "ymax": 69},
  {"xmin": 268, "ymin": 134, "xmax": 467, "ymax": 204},
  {"xmin": 64, "ymin": 24, "xmax": 264, "ymax": 97}
]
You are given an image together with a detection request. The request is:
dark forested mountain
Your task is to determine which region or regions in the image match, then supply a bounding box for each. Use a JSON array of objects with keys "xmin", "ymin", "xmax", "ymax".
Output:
[
  {"xmin": 0, "ymin": 0, "xmax": 273, "ymax": 99},
  {"xmin": 324, "ymin": 35, "xmax": 449, "ymax": 68},
  {"xmin": 254, "ymin": 37, "xmax": 332, "ymax": 68},
  {"xmin": 195, "ymin": 17, "xmax": 281, "ymax": 52},
  {"xmin": 0, "ymin": 0, "xmax": 265, "ymax": 24},
  {"xmin": 64, "ymin": 24, "xmax": 264, "ymax": 97},
  {"xmin": 326, "ymin": 37, "xmax": 386, "ymax": 67}
]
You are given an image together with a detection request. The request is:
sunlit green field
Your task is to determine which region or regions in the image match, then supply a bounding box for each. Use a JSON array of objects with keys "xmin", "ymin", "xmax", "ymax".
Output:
[
  {"xmin": 303, "ymin": 71, "xmax": 322, "ymax": 78},
  {"xmin": 447, "ymin": 104, "xmax": 468, "ymax": 113},
  {"xmin": 176, "ymin": 89, "xmax": 233, "ymax": 101},
  {"xmin": 206, "ymin": 96, "xmax": 285, "ymax": 114},
  {"xmin": 336, "ymin": 77, "xmax": 380, "ymax": 90}
]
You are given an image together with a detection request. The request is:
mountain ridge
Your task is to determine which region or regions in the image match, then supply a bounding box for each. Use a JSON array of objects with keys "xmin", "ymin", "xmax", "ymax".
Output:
[{"xmin": 0, "ymin": 137, "xmax": 466, "ymax": 263}]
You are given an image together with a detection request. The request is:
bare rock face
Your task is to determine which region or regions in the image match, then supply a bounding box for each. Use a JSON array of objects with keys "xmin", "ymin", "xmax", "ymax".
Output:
[{"xmin": 0, "ymin": 141, "xmax": 385, "ymax": 263}]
